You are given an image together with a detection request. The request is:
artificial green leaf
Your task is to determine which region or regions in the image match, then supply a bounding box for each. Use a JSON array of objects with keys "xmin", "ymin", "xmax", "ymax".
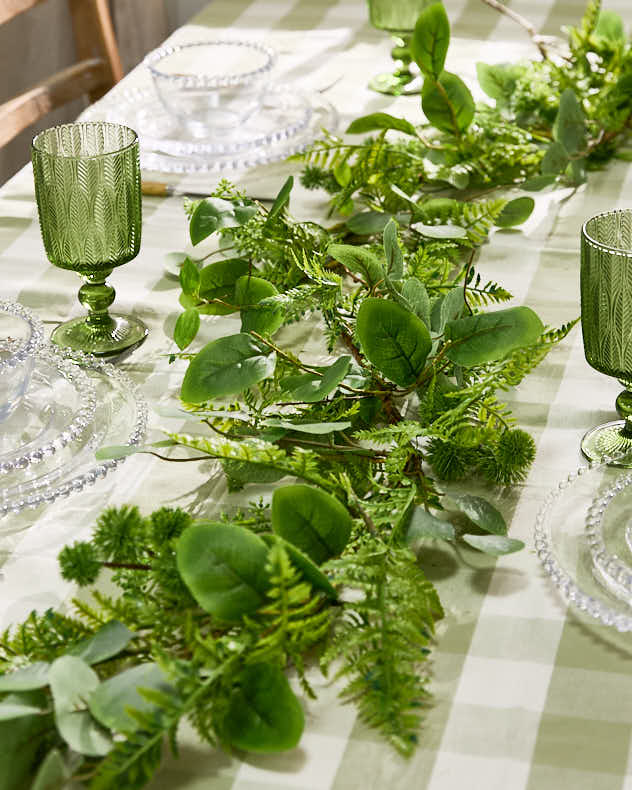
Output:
[
  {"xmin": 88, "ymin": 663, "xmax": 174, "ymax": 733},
  {"xmin": 181, "ymin": 333, "xmax": 276, "ymax": 403},
  {"xmin": 541, "ymin": 141, "xmax": 569, "ymax": 176},
  {"xmin": 30, "ymin": 748, "xmax": 70, "ymax": 790},
  {"xmin": 235, "ymin": 275, "xmax": 283, "ymax": 336},
  {"xmin": 356, "ymin": 298, "xmax": 432, "ymax": 386},
  {"xmin": 95, "ymin": 439, "xmax": 177, "ymax": 461},
  {"xmin": 333, "ymin": 160, "xmax": 352, "ymax": 186},
  {"xmin": 569, "ymin": 157, "xmax": 587, "ymax": 186},
  {"xmin": 0, "ymin": 701, "xmax": 45, "ymax": 720},
  {"xmin": 174, "ymin": 307, "xmax": 200, "ymax": 350},
  {"xmin": 431, "ymin": 287, "xmax": 465, "ymax": 333},
  {"xmin": 401, "ymin": 277, "xmax": 431, "ymax": 327},
  {"xmin": 190, "ymin": 199, "xmax": 223, "ymax": 245},
  {"xmin": 406, "ymin": 507, "xmax": 455, "ymax": 542},
  {"xmin": 271, "ymin": 484, "xmax": 352, "ymax": 564},
  {"xmin": 383, "ymin": 218, "xmax": 404, "ymax": 280},
  {"xmin": 445, "ymin": 306, "xmax": 543, "ymax": 366},
  {"xmin": 48, "ymin": 656, "xmax": 112, "ymax": 757},
  {"xmin": 0, "ymin": 694, "xmax": 52, "ymax": 790},
  {"xmin": 412, "ymin": 222, "xmax": 468, "ymax": 239},
  {"xmin": 494, "ymin": 197, "xmax": 535, "ymax": 228},
  {"xmin": 462, "ymin": 534, "xmax": 524, "ymax": 555},
  {"xmin": 422, "ymin": 72, "xmax": 475, "ymax": 135},
  {"xmin": 222, "ymin": 459, "xmax": 286, "ymax": 490},
  {"xmin": 281, "ymin": 355, "xmax": 351, "ymax": 403},
  {"xmin": 233, "ymin": 204, "xmax": 258, "ymax": 224},
  {"xmin": 451, "ymin": 494, "xmax": 507, "ymax": 535},
  {"xmin": 346, "ymin": 112, "xmax": 418, "ymax": 137},
  {"xmin": 261, "ymin": 534, "xmax": 338, "ymax": 599},
  {"xmin": 553, "ymin": 88, "xmax": 586, "ymax": 155},
  {"xmin": 177, "ymin": 522, "xmax": 270, "ymax": 620},
  {"xmin": 221, "ymin": 662, "xmax": 304, "ymax": 753},
  {"xmin": 411, "ymin": 2, "xmax": 450, "ymax": 79},
  {"xmin": 475, "ymin": 62, "xmax": 518, "ymax": 102},
  {"xmin": 264, "ymin": 419, "xmax": 352, "ymax": 434},
  {"xmin": 0, "ymin": 661, "xmax": 50, "ymax": 691},
  {"xmin": 67, "ymin": 621, "xmax": 135, "ymax": 665},
  {"xmin": 198, "ymin": 258, "xmax": 250, "ymax": 315},
  {"xmin": 265, "ymin": 175, "xmax": 293, "ymax": 226},
  {"xmin": 328, "ymin": 243, "xmax": 384, "ymax": 287},
  {"xmin": 522, "ymin": 174, "xmax": 557, "ymax": 191},
  {"xmin": 346, "ymin": 211, "xmax": 393, "ymax": 236},
  {"xmin": 594, "ymin": 9, "xmax": 625, "ymax": 43},
  {"xmin": 179, "ymin": 257, "xmax": 200, "ymax": 295}
]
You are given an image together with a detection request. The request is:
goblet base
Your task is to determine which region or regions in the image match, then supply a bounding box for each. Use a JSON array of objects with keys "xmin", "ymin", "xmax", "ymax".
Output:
[
  {"xmin": 368, "ymin": 72, "xmax": 421, "ymax": 95},
  {"xmin": 581, "ymin": 419, "xmax": 632, "ymax": 467},
  {"xmin": 51, "ymin": 314, "xmax": 148, "ymax": 357}
]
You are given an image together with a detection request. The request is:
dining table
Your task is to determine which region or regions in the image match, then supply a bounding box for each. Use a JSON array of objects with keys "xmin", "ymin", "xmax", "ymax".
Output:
[{"xmin": 2, "ymin": 0, "xmax": 632, "ymax": 787}]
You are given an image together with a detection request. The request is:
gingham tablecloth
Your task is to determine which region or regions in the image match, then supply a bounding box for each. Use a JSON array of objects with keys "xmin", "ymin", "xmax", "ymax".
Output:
[{"xmin": 1, "ymin": 1, "xmax": 632, "ymax": 788}]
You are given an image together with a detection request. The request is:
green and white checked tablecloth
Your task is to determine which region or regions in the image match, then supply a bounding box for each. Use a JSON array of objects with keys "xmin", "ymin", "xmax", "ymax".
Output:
[{"xmin": 2, "ymin": 0, "xmax": 632, "ymax": 787}]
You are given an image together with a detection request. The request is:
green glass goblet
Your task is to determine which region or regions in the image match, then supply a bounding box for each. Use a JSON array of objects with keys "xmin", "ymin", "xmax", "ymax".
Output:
[
  {"xmin": 31, "ymin": 122, "xmax": 147, "ymax": 357},
  {"xmin": 367, "ymin": 0, "xmax": 428, "ymax": 95},
  {"xmin": 581, "ymin": 208, "xmax": 632, "ymax": 465}
]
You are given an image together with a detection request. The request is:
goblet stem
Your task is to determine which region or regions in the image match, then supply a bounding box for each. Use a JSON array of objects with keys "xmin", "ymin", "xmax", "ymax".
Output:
[
  {"xmin": 368, "ymin": 35, "xmax": 421, "ymax": 96},
  {"xmin": 78, "ymin": 271, "xmax": 116, "ymax": 333}
]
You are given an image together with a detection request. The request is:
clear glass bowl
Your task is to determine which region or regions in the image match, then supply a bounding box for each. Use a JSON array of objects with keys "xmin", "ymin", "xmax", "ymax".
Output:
[
  {"xmin": 144, "ymin": 40, "xmax": 276, "ymax": 136},
  {"xmin": 0, "ymin": 302, "xmax": 45, "ymax": 423}
]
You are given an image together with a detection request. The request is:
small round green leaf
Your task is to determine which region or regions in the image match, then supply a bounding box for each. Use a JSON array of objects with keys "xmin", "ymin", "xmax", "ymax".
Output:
[
  {"xmin": 177, "ymin": 522, "xmax": 271, "ymax": 620},
  {"xmin": 495, "ymin": 197, "xmax": 535, "ymax": 228},
  {"xmin": 181, "ymin": 333, "xmax": 276, "ymax": 403},
  {"xmin": 462, "ymin": 534, "xmax": 524, "ymax": 555},
  {"xmin": 67, "ymin": 620, "xmax": 135, "ymax": 665},
  {"xmin": 451, "ymin": 494, "xmax": 507, "ymax": 535},
  {"xmin": 221, "ymin": 662, "xmax": 304, "ymax": 753},
  {"xmin": 271, "ymin": 484, "xmax": 352, "ymax": 564},
  {"xmin": 356, "ymin": 298, "xmax": 432, "ymax": 386}
]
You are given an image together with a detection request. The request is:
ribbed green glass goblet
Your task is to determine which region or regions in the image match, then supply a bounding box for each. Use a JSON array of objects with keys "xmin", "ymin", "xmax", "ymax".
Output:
[
  {"xmin": 581, "ymin": 208, "xmax": 632, "ymax": 465},
  {"xmin": 31, "ymin": 122, "xmax": 147, "ymax": 357},
  {"xmin": 367, "ymin": 0, "xmax": 428, "ymax": 95}
]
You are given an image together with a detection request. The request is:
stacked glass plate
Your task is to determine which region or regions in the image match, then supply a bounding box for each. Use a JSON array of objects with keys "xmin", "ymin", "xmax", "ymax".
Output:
[
  {"xmin": 0, "ymin": 302, "xmax": 147, "ymax": 529},
  {"xmin": 535, "ymin": 455, "xmax": 632, "ymax": 632}
]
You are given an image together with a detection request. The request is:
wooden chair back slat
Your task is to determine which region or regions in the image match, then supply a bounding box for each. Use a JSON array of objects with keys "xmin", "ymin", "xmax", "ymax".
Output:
[{"xmin": 0, "ymin": 0, "xmax": 46, "ymax": 26}]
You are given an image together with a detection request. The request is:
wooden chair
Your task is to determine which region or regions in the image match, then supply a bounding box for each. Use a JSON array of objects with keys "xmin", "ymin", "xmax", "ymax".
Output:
[{"xmin": 0, "ymin": 0, "xmax": 123, "ymax": 148}]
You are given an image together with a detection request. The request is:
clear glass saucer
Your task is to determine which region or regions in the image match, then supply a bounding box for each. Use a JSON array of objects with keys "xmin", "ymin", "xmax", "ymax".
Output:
[
  {"xmin": 534, "ymin": 458, "xmax": 632, "ymax": 631},
  {"xmin": 0, "ymin": 348, "xmax": 147, "ymax": 527},
  {"xmin": 80, "ymin": 84, "xmax": 338, "ymax": 174}
]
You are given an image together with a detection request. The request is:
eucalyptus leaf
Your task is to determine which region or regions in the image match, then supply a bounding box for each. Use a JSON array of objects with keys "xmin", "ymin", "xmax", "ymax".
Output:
[
  {"xmin": 327, "ymin": 243, "xmax": 384, "ymax": 287},
  {"xmin": 411, "ymin": 1, "xmax": 450, "ymax": 79},
  {"xmin": 181, "ymin": 333, "xmax": 276, "ymax": 403},
  {"xmin": 462, "ymin": 534, "xmax": 524, "ymax": 555},
  {"xmin": 66, "ymin": 620, "xmax": 135, "ymax": 665},
  {"xmin": 190, "ymin": 199, "xmax": 223, "ymax": 245},
  {"xmin": 553, "ymin": 88, "xmax": 586, "ymax": 155},
  {"xmin": 383, "ymin": 218, "xmax": 404, "ymax": 280},
  {"xmin": 222, "ymin": 459, "xmax": 286, "ymax": 490},
  {"xmin": 444, "ymin": 306, "xmax": 544, "ymax": 366},
  {"xmin": 346, "ymin": 211, "xmax": 393, "ymax": 236},
  {"xmin": 0, "ymin": 661, "xmax": 50, "ymax": 691},
  {"xmin": 235, "ymin": 275, "xmax": 283, "ymax": 336},
  {"xmin": 422, "ymin": 72, "xmax": 475, "ymax": 135},
  {"xmin": 412, "ymin": 222, "xmax": 468, "ymax": 239},
  {"xmin": 281, "ymin": 355, "xmax": 351, "ymax": 403},
  {"xmin": 174, "ymin": 307, "xmax": 200, "ymax": 351},
  {"xmin": 179, "ymin": 257, "xmax": 200, "ymax": 296},
  {"xmin": 198, "ymin": 258, "xmax": 250, "ymax": 315},
  {"xmin": 261, "ymin": 534, "xmax": 338, "ymax": 599},
  {"xmin": 30, "ymin": 748, "xmax": 70, "ymax": 790},
  {"xmin": 476, "ymin": 62, "xmax": 518, "ymax": 102},
  {"xmin": 271, "ymin": 484, "xmax": 352, "ymax": 564},
  {"xmin": 264, "ymin": 419, "xmax": 352, "ymax": 434},
  {"xmin": 406, "ymin": 507, "xmax": 455, "ymax": 542},
  {"xmin": 356, "ymin": 298, "xmax": 432, "ymax": 386},
  {"xmin": 177, "ymin": 522, "xmax": 270, "ymax": 620},
  {"xmin": 0, "ymin": 694, "xmax": 52, "ymax": 790},
  {"xmin": 522, "ymin": 174, "xmax": 557, "ymax": 191},
  {"xmin": 541, "ymin": 141, "xmax": 569, "ymax": 176},
  {"xmin": 220, "ymin": 662, "xmax": 304, "ymax": 753},
  {"xmin": 451, "ymin": 494, "xmax": 507, "ymax": 535},
  {"xmin": 233, "ymin": 204, "xmax": 258, "ymax": 225},
  {"xmin": 346, "ymin": 112, "xmax": 418, "ymax": 136},
  {"xmin": 0, "ymin": 702, "xmax": 45, "ymax": 721},
  {"xmin": 265, "ymin": 175, "xmax": 293, "ymax": 226},
  {"xmin": 495, "ymin": 197, "xmax": 535, "ymax": 228}
]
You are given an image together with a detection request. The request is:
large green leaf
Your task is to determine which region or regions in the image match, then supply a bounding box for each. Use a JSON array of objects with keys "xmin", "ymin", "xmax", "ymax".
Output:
[
  {"xmin": 177, "ymin": 522, "xmax": 270, "ymax": 620},
  {"xmin": 198, "ymin": 258, "xmax": 250, "ymax": 315},
  {"xmin": 235, "ymin": 275, "xmax": 283, "ymax": 336},
  {"xmin": 181, "ymin": 333, "xmax": 276, "ymax": 403},
  {"xmin": 411, "ymin": 2, "xmax": 450, "ymax": 79},
  {"xmin": 346, "ymin": 112, "xmax": 418, "ymax": 136},
  {"xmin": 444, "ymin": 306, "xmax": 543, "ymax": 366},
  {"xmin": 553, "ymin": 88, "xmax": 586, "ymax": 155},
  {"xmin": 281, "ymin": 355, "xmax": 351, "ymax": 403},
  {"xmin": 327, "ymin": 243, "xmax": 384, "ymax": 287},
  {"xmin": 66, "ymin": 620, "xmax": 135, "ymax": 665},
  {"xmin": 356, "ymin": 298, "xmax": 431, "ymax": 386},
  {"xmin": 220, "ymin": 663, "xmax": 304, "ymax": 752},
  {"xmin": 189, "ymin": 198, "xmax": 237, "ymax": 245},
  {"xmin": 88, "ymin": 663, "xmax": 174, "ymax": 733},
  {"xmin": 345, "ymin": 211, "xmax": 393, "ymax": 236},
  {"xmin": 271, "ymin": 484, "xmax": 352, "ymax": 565},
  {"xmin": 422, "ymin": 72, "xmax": 475, "ymax": 135},
  {"xmin": 261, "ymin": 534, "xmax": 338, "ymax": 599},
  {"xmin": 451, "ymin": 494, "xmax": 507, "ymax": 535}
]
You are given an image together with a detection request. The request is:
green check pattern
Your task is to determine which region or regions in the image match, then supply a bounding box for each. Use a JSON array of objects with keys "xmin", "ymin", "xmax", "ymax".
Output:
[{"xmin": 1, "ymin": 1, "xmax": 632, "ymax": 788}]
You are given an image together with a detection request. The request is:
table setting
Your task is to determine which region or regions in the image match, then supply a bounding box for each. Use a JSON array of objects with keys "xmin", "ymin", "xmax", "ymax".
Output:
[{"xmin": 2, "ymin": 0, "xmax": 632, "ymax": 788}]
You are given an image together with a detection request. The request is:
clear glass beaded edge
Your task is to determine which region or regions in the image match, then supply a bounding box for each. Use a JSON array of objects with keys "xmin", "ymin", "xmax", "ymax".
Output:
[{"xmin": 0, "ymin": 301, "xmax": 45, "ymax": 372}]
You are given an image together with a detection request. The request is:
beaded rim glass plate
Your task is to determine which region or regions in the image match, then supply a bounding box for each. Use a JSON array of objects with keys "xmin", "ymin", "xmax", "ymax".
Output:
[
  {"xmin": 534, "ymin": 457, "xmax": 632, "ymax": 632},
  {"xmin": 0, "ymin": 348, "xmax": 147, "ymax": 525},
  {"xmin": 80, "ymin": 85, "xmax": 338, "ymax": 173}
]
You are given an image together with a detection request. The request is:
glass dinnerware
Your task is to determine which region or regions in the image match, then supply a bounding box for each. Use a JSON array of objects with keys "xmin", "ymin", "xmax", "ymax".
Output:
[
  {"xmin": 367, "ymin": 0, "xmax": 428, "ymax": 95},
  {"xmin": 580, "ymin": 209, "xmax": 632, "ymax": 465},
  {"xmin": 31, "ymin": 122, "xmax": 147, "ymax": 357},
  {"xmin": 144, "ymin": 40, "xmax": 276, "ymax": 136},
  {"xmin": 0, "ymin": 302, "xmax": 44, "ymax": 423}
]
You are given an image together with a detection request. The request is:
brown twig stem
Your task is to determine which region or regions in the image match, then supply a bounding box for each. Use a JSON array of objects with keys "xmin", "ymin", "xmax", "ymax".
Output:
[{"xmin": 480, "ymin": 0, "xmax": 549, "ymax": 60}]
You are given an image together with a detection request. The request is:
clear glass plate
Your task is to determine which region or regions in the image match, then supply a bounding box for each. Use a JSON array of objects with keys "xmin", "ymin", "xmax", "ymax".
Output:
[
  {"xmin": 0, "ymin": 348, "xmax": 147, "ymax": 527},
  {"xmin": 80, "ymin": 84, "xmax": 338, "ymax": 174},
  {"xmin": 534, "ymin": 458, "xmax": 632, "ymax": 631}
]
